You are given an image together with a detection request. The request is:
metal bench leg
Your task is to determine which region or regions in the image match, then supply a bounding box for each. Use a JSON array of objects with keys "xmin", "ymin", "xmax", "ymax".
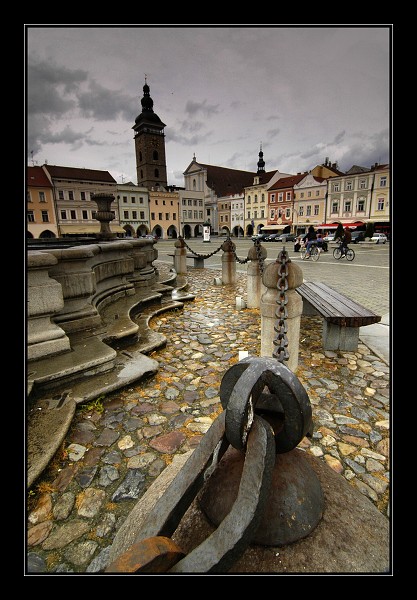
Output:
[{"xmin": 322, "ymin": 322, "xmax": 359, "ymax": 351}]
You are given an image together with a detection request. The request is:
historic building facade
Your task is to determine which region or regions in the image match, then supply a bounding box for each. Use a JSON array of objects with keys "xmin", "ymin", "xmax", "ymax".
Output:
[
  {"xmin": 27, "ymin": 166, "xmax": 59, "ymax": 239},
  {"xmin": 116, "ymin": 182, "xmax": 150, "ymax": 238}
]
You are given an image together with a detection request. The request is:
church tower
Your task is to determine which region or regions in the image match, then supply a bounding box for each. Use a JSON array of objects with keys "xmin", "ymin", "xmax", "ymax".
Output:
[
  {"xmin": 257, "ymin": 143, "xmax": 265, "ymax": 174},
  {"xmin": 132, "ymin": 79, "xmax": 168, "ymax": 189}
]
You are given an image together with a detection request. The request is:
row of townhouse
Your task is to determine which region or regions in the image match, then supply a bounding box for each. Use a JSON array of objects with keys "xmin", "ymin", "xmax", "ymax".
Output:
[
  {"xmin": 27, "ymin": 158, "xmax": 390, "ymax": 241},
  {"xmin": 27, "ymin": 165, "xmax": 183, "ymax": 240}
]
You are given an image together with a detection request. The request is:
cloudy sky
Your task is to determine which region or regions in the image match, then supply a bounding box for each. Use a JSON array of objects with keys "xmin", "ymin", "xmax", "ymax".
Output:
[{"xmin": 26, "ymin": 25, "xmax": 391, "ymax": 187}]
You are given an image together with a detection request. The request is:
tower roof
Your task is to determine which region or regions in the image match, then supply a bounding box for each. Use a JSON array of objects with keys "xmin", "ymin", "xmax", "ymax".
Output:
[{"xmin": 133, "ymin": 81, "xmax": 166, "ymax": 130}]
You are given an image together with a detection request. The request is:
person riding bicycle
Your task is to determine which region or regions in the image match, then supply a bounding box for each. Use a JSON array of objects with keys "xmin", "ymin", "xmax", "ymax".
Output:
[
  {"xmin": 303, "ymin": 225, "xmax": 317, "ymax": 258},
  {"xmin": 341, "ymin": 226, "xmax": 352, "ymax": 256}
]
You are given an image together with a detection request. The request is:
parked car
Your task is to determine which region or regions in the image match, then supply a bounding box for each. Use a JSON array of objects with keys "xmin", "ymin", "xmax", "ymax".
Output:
[
  {"xmin": 251, "ymin": 233, "xmax": 269, "ymax": 242},
  {"xmin": 276, "ymin": 233, "xmax": 296, "ymax": 242},
  {"xmin": 323, "ymin": 234, "xmax": 335, "ymax": 242},
  {"xmin": 265, "ymin": 233, "xmax": 280, "ymax": 242},
  {"xmin": 370, "ymin": 233, "xmax": 387, "ymax": 244},
  {"xmin": 351, "ymin": 231, "xmax": 366, "ymax": 244}
]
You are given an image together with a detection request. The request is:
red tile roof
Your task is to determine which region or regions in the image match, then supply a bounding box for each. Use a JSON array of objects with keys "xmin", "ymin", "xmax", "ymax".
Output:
[
  {"xmin": 27, "ymin": 166, "xmax": 52, "ymax": 187},
  {"xmin": 43, "ymin": 165, "xmax": 117, "ymax": 183},
  {"xmin": 268, "ymin": 174, "xmax": 307, "ymax": 191},
  {"xmin": 200, "ymin": 164, "xmax": 258, "ymax": 197}
]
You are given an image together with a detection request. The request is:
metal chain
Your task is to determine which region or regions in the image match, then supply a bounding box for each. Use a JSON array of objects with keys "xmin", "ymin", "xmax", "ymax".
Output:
[
  {"xmin": 272, "ymin": 248, "xmax": 290, "ymax": 363},
  {"xmin": 180, "ymin": 236, "xmax": 224, "ymax": 260},
  {"xmin": 254, "ymin": 239, "xmax": 265, "ymax": 275}
]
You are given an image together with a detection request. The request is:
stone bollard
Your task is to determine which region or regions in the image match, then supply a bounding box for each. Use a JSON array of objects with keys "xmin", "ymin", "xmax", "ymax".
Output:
[
  {"xmin": 246, "ymin": 244, "xmax": 267, "ymax": 308},
  {"xmin": 27, "ymin": 251, "xmax": 71, "ymax": 361},
  {"xmin": 221, "ymin": 239, "xmax": 236, "ymax": 285},
  {"xmin": 173, "ymin": 237, "xmax": 187, "ymax": 275},
  {"xmin": 260, "ymin": 258, "xmax": 303, "ymax": 373}
]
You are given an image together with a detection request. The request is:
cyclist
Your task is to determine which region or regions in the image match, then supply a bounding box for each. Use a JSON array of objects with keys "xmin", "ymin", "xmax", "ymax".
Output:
[
  {"xmin": 341, "ymin": 226, "xmax": 352, "ymax": 256},
  {"xmin": 303, "ymin": 225, "xmax": 317, "ymax": 259}
]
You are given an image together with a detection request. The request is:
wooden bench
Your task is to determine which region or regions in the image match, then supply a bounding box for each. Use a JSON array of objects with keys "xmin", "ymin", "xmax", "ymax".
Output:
[
  {"xmin": 168, "ymin": 253, "xmax": 205, "ymax": 268},
  {"xmin": 296, "ymin": 281, "xmax": 381, "ymax": 351}
]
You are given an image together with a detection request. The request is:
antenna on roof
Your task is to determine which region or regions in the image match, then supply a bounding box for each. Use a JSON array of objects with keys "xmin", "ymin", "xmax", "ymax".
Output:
[
  {"xmin": 121, "ymin": 174, "xmax": 125, "ymax": 183},
  {"xmin": 30, "ymin": 150, "xmax": 37, "ymax": 166}
]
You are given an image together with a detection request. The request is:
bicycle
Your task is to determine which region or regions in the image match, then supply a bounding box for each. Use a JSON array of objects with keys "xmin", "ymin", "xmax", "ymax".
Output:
[
  {"xmin": 333, "ymin": 243, "xmax": 355, "ymax": 261},
  {"xmin": 300, "ymin": 242, "xmax": 325, "ymax": 261}
]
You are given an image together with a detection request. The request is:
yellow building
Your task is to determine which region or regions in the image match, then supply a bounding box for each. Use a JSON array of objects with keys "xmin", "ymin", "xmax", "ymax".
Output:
[
  {"xmin": 149, "ymin": 189, "xmax": 181, "ymax": 239},
  {"xmin": 27, "ymin": 166, "xmax": 59, "ymax": 239}
]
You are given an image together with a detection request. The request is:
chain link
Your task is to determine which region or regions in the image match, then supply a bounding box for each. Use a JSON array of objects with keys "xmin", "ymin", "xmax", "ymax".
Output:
[
  {"xmin": 272, "ymin": 248, "xmax": 290, "ymax": 363},
  {"xmin": 253, "ymin": 239, "xmax": 265, "ymax": 275},
  {"xmin": 180, "ymin": 236, "xmax": 224, "ymax": 260}
]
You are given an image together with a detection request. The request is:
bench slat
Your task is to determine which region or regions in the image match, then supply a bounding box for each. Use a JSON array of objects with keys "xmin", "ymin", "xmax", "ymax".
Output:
[{"xmin": 297, "ymin": 282, "xmax": 381, "ymax": 327}]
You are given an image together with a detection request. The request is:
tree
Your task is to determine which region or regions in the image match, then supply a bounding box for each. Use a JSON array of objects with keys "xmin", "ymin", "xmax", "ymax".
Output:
[
  {"xmin": 335, "ymin": 223, "xmax": 344, "ymax": 241},
  {"xmin": 365, "ymin": 222, "xmax": 374, "ymax": 239}
]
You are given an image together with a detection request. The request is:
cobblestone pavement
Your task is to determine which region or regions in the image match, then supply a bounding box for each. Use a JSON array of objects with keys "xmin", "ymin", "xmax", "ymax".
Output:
[{"xmin": 26, "ymin": 262, "xmax": 390, "ymax": 574}]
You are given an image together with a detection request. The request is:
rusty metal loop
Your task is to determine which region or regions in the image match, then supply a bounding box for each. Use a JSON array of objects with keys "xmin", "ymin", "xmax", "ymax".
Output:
[{"xmin": 220, "ymin": 356, "xmax": 312, "ymax": 453}]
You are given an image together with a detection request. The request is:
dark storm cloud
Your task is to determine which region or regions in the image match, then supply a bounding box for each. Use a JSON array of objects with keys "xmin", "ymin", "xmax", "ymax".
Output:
[
  {"xmin": 28, "ymin": 57, "xmax": 87, "ymax": 115},
  {"xmin": 166, "ymin": 128, "xmax": 213, "ymax": 146},
  {"xmin": 78, "ymin": 80, "xmax": 137, "ymax": 121},
  {"xmin": 185, "ymin": 100, "xmax": 220, "ymax": 117},
  {"xmin": 332, "ymin": 130, "xmax": 346, "ymax": 145}
]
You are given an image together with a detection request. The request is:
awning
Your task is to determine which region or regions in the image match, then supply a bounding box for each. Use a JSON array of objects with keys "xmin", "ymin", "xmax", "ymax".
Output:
[
  {"xmin": 261, "ymin": 225, "xmax": 285, "ymax": 231},
  {"xmin": 60, "ymin": 224, "xmax": 126, "ymax": 234},
  {"xmin": 317, "ymin": 221, "xmax": 364, "ymax": 230}
]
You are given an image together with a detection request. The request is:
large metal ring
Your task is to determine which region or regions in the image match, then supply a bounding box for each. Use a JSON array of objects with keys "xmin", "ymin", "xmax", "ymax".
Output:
[{"xmin": 220, "ymin": 356, "xmax": 312, "ymax": 453}]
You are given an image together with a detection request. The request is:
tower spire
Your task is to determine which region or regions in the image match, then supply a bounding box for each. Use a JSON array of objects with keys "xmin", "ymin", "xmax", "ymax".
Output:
[{"xmin": 257, "ymin": 142, "xmax": 265, "ymax": 174}]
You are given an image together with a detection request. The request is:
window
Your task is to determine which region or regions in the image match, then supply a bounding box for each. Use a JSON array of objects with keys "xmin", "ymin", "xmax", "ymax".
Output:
[
  {"xmin": 124, "ymin": 211, "xmax": 129, "ymax": 219},
  {"xmin": 314, "ymin": 205, "xmax": 319, "ymax": 216},
  {"xmin": 193, "ymin": 179, "xmax": 196, "ymax": 190},
  {"xmin": 81, "ymin": 191, "xmax": 86, "ymax": 201},
  {"xmin": 377, "ymin": 197, "xmax": 385, "ymax": 210},
  {"xmin": 346, "ymin": 181, "xmax": 352, "ymax": 191},
  {"xmin": 139, "ymin": 151, "xmax": 143, "ymax": 161},
  {"xmin": 333, "ymin": 183, "xmax": 340, "ymax": 192},
  {"xmin": 194, "ymin": 211, "xmax": 198, "ymax": 219},
  {"xmin": 285, "ymin": 208, "xmax": 291, "ymax": 219},
  {"xmin": 155, "ymin": 169, "xmax": 159, "ymax": 177},
  {"xmin": 270, "ymin": 209, "xmax": 275, "ymax": 219},
  {"xmin": 140, "ymin": 211, "xmax": 145, "ymax": 219},
  {"xmin": 380, "ymin": 176, "xmax": 387, "ymax": 187},
  {"xmin": 261, "ymin": 210, "xmax": 264, "ymax": 218},
  {"xmin": 254, "ymin": 195, "xmax": 258, "ymax": 203},
  {"xmin": 60, "ymin": 210, "xmax": 67, "ymax": 219},
  {"xmin": 357, "ymin": 197, "xmax": 365, "ymax": 211},
  {"xmin": 300, "ymin": 192, "xmax": 304, "ymax": 198},
  {"xmin": 151, "ymin": 212, "xmax": 155, "ymax": 220},
  {"xmin": 163, "ymin": 200, "xmax": 166, "ymax": 206},
  {"xmin": 155, "ymin": 200, "xmax": 158, "ymax": 205},
  {"xmin": 286, "ymin": 192, "xmax": 291, "ymax": 201},
  {"xmin": 199, "ymin": 211, "xmax": 203, "ymax": 219},
  {"xmin": 254, "ymin": 211, "xmax": 258, "ymax": 219},
  {"xmin": 271, "ymin": 194, "xmax": 276, "ymax": 202},
  {"xmin": 331, "ymin": 200, "xmax": 338, "ymax": 213},
  {"xmin": 123, "ymin": 196, "xmax": 128, "ymax": 203},
  {"xmin": 173, "ymin": 213, "xmax": 177, "ymax": 220},
  {"xmin": 92, "ymin": 211, "xmax": 97, "ymax": 219},
  {"xmin": 131, "ymin": 197, "xmax": 136, "ymax": 203},
  {"xmin": 165, "ymin": 213, "xmax": 169, "ymax": 220},
  {"xmin": 27, "ymin": 211, "xmax": 35, "ymax": 222},
  {"xmin": 307, "ymin": 191, "xmax": 311, "ymax": 198},
  {"xmin": 27, "ymin": 191, "xmax": 32, "ymax": 202},
  {"xmin": 188, "ymin": 199, "xmax": 192, "ymax": 206},
  {"xmin": 359, "ymin": 179, "xmax": 367, "ymax": 189},
  {"xmin": 299, "ymin": 206, "xmax": 304, "ymax": 216},
  {"xmin": 132, "ymin": 211, "xmax": 137, "ymax": 219},
  {"xmin": 158, "ymin": 213, "xmax": 163, "ymax": 220},
  {"xmin": 188, "ymin": 210, "xmax": 192, "ymax": 218},
  {"xmin": 183, "ymin": 210, "xmax": 187, "ymax": 220},
  {"xmin": 247, "ymin": 211, "xmax": 251, "ymax": 219},
  {"xmin": 39, "ymin": 191, "xmax": 46, "ymax": 202},
  {"xmin": 40, "ymin": 210, "xmax": 49, "ymax": 223},
  {"xmin": 261, "ymin": 194, "xmax": 265, "ymax": 202},
  {"xmin": 153, "ymin": 151, "xmax": 158, "ymax": 160},
  {"xmin": 306, "ymin": 206, "xmax": 311, "ymax": 216},
  {"xmin": 344, "ymin": 200, "xmax": 352, "ymax": 212},
  {"xmin": 278, "ymin": 193, "xmax": 283, "ymax": 202},
  {"xmin": 139, "ymin": 197, "xmax": 144, "ymax": 204},
  {"xmin": 58, "ymin": 190, "xmax": 64, "ymax": 200},
  {"xmin": 70, "ymin": 210, "xmax": 76, "ymax": 219},
  {"xmin": 199, "ymin": 200, "xmax": 203, "ymax": 207},
  {"xmin": 316, "ymin": 191, "xmax": 320, "ymax": 196},
  {"xmin": 220, "ymin": 215, "xmax": 224, "ymax": 223},
  {"xmin": 82, "ymin": 210, "xmax": 88, "ymax": 219},
  {"xmin": 68, "ymin": 191, "xmax": 74, "ymax": 200}
]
